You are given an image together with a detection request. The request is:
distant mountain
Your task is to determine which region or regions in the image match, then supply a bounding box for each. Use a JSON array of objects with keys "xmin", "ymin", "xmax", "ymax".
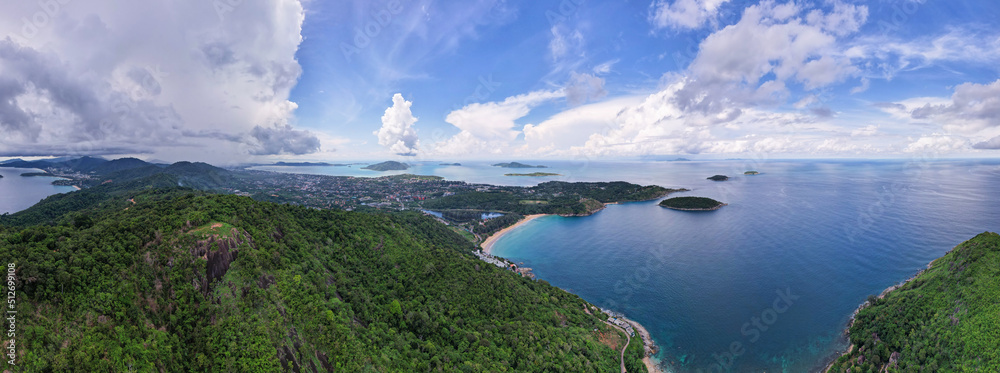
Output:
[
  {"xmin": 0, "ymin": 158, "xmax": 25, "ymax": 164},
  {"xmin": 87, "ymin": 157, "xmax": 152, "ymax": 174},
  {"xmin": 85, "ymin": 161, "xmax": 232, "ymax": 190},
  {"xmin": 492, "ymin": 162, "xmax": 547, "ymax": 168},
  {"xmin": 361, "ymin": 161, "xmax": 409, "ymax": 171},
  {"xmin": 61, "ymin": 156, "xmax": 109, "ymax": 172}
]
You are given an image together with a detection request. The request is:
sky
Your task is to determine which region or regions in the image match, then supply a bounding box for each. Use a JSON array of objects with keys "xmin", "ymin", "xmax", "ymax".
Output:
[{"xmin": 1, "ymin": 0, "xmax": 999, "ymax": 163}]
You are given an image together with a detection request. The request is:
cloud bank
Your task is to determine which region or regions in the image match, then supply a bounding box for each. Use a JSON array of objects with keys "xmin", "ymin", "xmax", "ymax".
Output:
[
  {"xmin": 0, "ymin": 0, "xmax": 317, "ymax": 162},
  {"xmin": 374, "ymin": 93, "xmax": 420, "ymax": 156}
]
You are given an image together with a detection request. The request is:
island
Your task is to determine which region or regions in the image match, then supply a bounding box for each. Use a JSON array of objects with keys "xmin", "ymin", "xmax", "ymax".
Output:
[
  {"xmin": 20, "ymin": 172, "xmax": 55, "ymax": 177},
  {"xmin": 505, "ymin": 172, "xmax": 561, "ymax": 177},
  {"xmin": 659, "ymin": 196, "xmax": 726, "ymax": 211},
  {"xmin": 828, "ymin": 232, "xmax": 1000, "ymax": 372},
  {"xmin": 361, "ymin": 161, "xmax": 410, "ymax": 171},
  {"xmin": 492, "ymin": 162, "xmax": 547, "ymax": 168},
  {"xmin": 439, "ymin": 163, "xmax": 462, "ymax": 166},
  {"xmin": 744, "ymin": 171, "xmax": 759, "ymax": 175},
  {"xmin": 271, "ymin": 162, "xmax": 347, "ymax": 167},
  {"xmin": 707, "ymin": 175, "xmax": 729, "ymax": 181}
]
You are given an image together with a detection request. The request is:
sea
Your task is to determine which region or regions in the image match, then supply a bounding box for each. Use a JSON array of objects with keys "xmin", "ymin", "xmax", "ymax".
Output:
[
  {"xmin": 0, "ymin": 167, "xmax": 77, "ymax": 215},
  {"xmin": 12, "ymin": 159, "xmax": 1000, "ymax": 371}
]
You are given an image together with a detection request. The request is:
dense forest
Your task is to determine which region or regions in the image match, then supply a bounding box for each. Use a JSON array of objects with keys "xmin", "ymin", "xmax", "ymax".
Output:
[
  {"xmin": 1, "ymin": 182, "xmax": 647, "ymax": 372},
  {"xmin": 828, "ymin": 232, "xmax": 1000, "ymax": 372},
  {"xmin": 424, "ymin": 181, "xmax": 685, "ymax": 217}
]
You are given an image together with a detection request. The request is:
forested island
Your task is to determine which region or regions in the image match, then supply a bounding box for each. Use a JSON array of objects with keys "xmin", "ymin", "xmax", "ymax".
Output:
[
  {"xmin": 361, "ymin": 161, "xmax": 410, "ymax": 171},
  {"xmin": 492, "ymin": 162, "xmax": 547, "ymax": 168},
  {"xmin": 504, "ymin": 172, "xmax": 561, "ymax": 177},
  {"xmin": 828, "ymin": 232, "xmax": 1000, "ymax": 372},
  {"xmin": 0, "ymin": 175, "xmax": 649, "ymax": 372},
  {"xmin": 707, "ymin": 175, "xmax": 729, "ymax": 181},
  {"xmin": 658, "ymin": 197, "xmax": 726, "ymax": 211}
]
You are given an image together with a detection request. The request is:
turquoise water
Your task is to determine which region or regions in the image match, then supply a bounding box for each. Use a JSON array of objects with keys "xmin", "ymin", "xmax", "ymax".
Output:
[
  {"xmin": 489, "ymin": 160, "xmax": 1000, "ymax": 372},
  {"xmin": 0, "ymin": 167, "xmax": 77, "ymax": 214}
]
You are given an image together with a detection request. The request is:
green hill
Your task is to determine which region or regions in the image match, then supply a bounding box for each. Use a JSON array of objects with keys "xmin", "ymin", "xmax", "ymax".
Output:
[
  {"xmin": 1, "ymin": 187, "xmax": 646, "ymax": 372},
  {"xmin": 828, "ymin": 232, "xmax": 1000, "ymax": 372},
  {"xmin": 361, "ymin": 161, "xmax": 409, "ymax": 171}
]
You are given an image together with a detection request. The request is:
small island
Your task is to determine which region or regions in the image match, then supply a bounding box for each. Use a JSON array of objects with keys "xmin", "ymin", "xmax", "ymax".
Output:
[
  {"xmin": 659, "ymin": 197, "xmax": 726, "ymax": 211},
  {"xmin": 492, "ymin": 162, "xmax": 547, "ymax": 168},
  {"xmin": 505, "ymin": 172, "xmax": 561, "ymax": 177},
  {"xmin": 362, "ymin": 161, "xmax": 410, "ymax": 171},
  {"xmin": 744, "ymin": 171, "xmax": 759, "ymax": 175},
  {"xmin": 21, "ymin": 172, "xmax": 56, "ymax": 177},
  {"xmin": 707, "ymin": 175, "xmax": 729, "ymax": 181},
  {"xmin": 439, "ymin": 163, "xmax": 462, "ymax": 166}
]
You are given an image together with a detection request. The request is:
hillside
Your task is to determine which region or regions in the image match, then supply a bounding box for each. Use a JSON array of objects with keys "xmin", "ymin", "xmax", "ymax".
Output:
[
  {"xmin": 828, "ymin": 232, "xmax": 1000, "ymax": 372},
  {"xmin": 362, "ymin": 161, "xmax": 409, "ymax": 171},
  {"xmin": 1, "ymin": 188, "xmax": 646, "ymax": 372}
]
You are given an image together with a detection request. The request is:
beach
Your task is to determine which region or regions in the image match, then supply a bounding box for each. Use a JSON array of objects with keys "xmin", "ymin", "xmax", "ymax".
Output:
[{"xmin": 480, "ymin": 214, "xmax": 547, "ymax": 254}]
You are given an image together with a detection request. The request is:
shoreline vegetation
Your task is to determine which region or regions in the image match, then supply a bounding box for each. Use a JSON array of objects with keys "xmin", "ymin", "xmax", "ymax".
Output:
[
  {"xmin": 826, "ymin": 232, "xmax": 1000, "ymax": 372},
  {"xmin": 620, "ymin": 316, "xmax": 664, "ymax": 373}
]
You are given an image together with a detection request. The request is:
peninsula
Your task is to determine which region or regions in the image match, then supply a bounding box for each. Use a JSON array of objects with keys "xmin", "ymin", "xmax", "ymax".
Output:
[
  {"xmin": 659, "ymin": 197, "xmax": 726, "ymax": 211},
  {"xmin": 827, "ymin": 232, "xmax": 1000, "ymax": 372},
  {"xmin": 492, "ymin": 162, "xmax": 547, "ymax": 168},
  {"xmin": 361, "ymin": 161, "xmax": 410, "ymax": 171}
]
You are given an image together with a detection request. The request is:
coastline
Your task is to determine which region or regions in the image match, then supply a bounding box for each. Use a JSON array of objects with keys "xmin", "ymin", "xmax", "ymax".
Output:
[
  {"xmin": 619, "ymin": 316, "xmax": 664, "ymax": 373},
  {"xmin": 480, "ymin": 214, "xmax": 547, "ymax": 254},
  {"xmin": 824, "ymin": 260, "xmax": 937, "ymax": 372}
]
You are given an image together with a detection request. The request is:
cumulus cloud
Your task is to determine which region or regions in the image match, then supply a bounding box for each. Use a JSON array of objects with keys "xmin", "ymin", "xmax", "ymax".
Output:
[
  {"xmin": 650, "ymin": 0, "xmax": 732, "ymax": 30},
  {"xmin": 675, "ymin": 0, "xmax": 866, "ymax": 116},
  {"xmin": 0, "ymin": 0, "xmax": 312, "ymax": 162},
  {"xmin": 433, "ymin": 90, "xmax": 564, "ymax": 156},
  {"xmin": 374, "ymin": 93, "xmax": 420, "ymax": 156}
]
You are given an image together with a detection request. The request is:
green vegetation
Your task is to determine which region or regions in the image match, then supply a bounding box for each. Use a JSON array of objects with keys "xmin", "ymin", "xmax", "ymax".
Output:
[
  {"xmin": 658, "ymin": 197, "xmax": 725, "ymax": 211},
  {"xmin": 492, "ymin": 162, "xmax": 546, "ymax": 168},
  {"xmin": 425, "ymin": 181, "xmax": 685, "ymax": 217},
  {"xmin": 505, "ymin": 172, "xmax": 561, "ymax": 177},
  {"xmin": 1, "ymin": 184, "xmax": 646, "ymax": 372},
  {"xmin": 744, "ymin": 171, "xmax": 759, "ymax": 175},
  {"xmin": 361, "ymin": 161, "xmax": 410, "ymax": 171},
  {"xmin": 828, "ymin": 232, "xmax": 1000, "ymax": 372},
  {"xmin": 707, "ymin": 175, "xmax": 729, "ymax": 181}
]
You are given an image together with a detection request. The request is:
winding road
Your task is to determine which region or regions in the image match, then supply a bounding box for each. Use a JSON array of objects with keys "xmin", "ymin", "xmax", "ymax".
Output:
[{"xmin": 604, "ymin": 321, "xmax": 631, "ymax": 373}]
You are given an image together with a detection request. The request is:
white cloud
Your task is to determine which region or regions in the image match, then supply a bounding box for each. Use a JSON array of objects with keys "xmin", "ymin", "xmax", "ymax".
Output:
[
  {"xmin": 877, "ymin": 79, "xmax": 1000, "ymax": 134},
  {"xmin": 904, "ymin": 135, "xmax": 968, "ymax": 154},
  {"xmin": 565, "ymin": 72, "xmax": 607, "ymax": 106},
  {"xmin": 649, "ymin": 0, "xmax": 732, "ymax": 30},
  {"xmin": 0, "ymin": 0, "xmax": 311, "ymax": 162},
  {"xmin": 442, "ymin": 89, "xmax": 564, "ymax": 143},
  {"xmin": 374, "ymin": 93, "xmax": 420, "ymax": 156}
]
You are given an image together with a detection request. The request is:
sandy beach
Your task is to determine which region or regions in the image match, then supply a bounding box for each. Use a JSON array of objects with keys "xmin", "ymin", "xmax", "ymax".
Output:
[{"xmin": 480, "ymin": 214, "xmax": 548, "ymax": 254}]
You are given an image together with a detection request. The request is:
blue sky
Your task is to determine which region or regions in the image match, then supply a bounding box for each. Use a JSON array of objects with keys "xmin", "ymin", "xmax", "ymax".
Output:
[
  {"xmin": 286, "ymin": 0, "xmax": 1000, "ymax": 160},
  {"xmin": 1, "ymin": 0, "xmax": 998, "ymax": 162}
]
